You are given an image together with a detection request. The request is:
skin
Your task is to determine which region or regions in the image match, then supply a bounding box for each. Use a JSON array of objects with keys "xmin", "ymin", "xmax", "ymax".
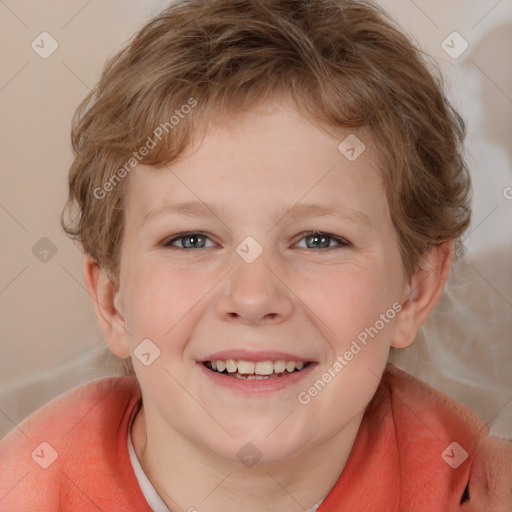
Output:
[{"xmin": 84, "ymin": 97, "xmax": 453, "ymax": 512}]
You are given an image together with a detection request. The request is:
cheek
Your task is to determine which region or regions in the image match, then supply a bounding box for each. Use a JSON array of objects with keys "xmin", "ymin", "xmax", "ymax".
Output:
[
  {"xmin": 121, "ymin": 258, "xmax": 211, "ymax": 345},
  {"xmin": 299, "ymin": 266, "xmax": 401, "ymax": 427},
  {"xmin": 303, "ymin": 263, "xmax": 402, "ymax": 349}
]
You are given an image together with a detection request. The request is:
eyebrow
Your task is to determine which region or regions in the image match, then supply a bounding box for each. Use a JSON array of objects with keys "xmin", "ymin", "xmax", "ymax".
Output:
[{"xmin": 140, "ymin": 200, "xmax": 372, "ymax": 227}]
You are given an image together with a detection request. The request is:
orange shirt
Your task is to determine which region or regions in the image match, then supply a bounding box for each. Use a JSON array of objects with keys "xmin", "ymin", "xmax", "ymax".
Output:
[{"xmin": 1, "ymin": 364, "xmax": 511, "ymax": 511}]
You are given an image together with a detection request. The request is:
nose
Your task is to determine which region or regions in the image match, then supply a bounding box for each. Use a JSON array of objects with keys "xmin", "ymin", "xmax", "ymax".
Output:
[{"xmin": 215, "ymin": 249, "xmax": 293, "ymax": 325}]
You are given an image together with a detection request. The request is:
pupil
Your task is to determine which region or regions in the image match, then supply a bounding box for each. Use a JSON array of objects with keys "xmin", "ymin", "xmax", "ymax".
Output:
[
  {"xmin": 184, "ymin": 235, "xmax": 204, "ymax": 248},
  {"xmin": 307, "ymin": 234, "xmax": 329, "ymax": 249}
]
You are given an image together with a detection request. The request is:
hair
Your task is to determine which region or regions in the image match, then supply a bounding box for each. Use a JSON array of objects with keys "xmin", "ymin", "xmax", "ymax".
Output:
[{"xmin": 61, "ymin": 0, "xmax": 471, "ymax": 375}]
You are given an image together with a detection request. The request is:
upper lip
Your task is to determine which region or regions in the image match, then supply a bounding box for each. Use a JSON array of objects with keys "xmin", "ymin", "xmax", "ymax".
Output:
[{"xmin": 199, "ymin": 350, "xmax": 315, "ymax": 363}]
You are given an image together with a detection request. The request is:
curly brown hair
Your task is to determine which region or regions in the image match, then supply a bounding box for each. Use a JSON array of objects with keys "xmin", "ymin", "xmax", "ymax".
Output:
[{"xmin": 62, "ymin": 0, "xmax": 471, "ymax": 289}]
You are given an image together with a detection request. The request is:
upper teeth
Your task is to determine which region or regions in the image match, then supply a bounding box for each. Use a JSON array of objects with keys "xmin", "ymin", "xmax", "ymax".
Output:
[{"xmin": 209, "ymin": 359, "xmax": 305, "ymax": 375}]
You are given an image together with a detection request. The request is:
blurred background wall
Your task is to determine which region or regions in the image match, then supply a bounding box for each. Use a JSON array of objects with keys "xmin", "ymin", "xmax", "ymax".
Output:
[{"xmin": 1, "ymin": 0, "xmax": 511, "ymax": 438}]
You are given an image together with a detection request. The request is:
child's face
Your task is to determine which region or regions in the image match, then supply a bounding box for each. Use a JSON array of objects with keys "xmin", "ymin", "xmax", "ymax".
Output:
[{"xmin": 115, "ymin": 98, "xmax": 411, "ymax": 464}]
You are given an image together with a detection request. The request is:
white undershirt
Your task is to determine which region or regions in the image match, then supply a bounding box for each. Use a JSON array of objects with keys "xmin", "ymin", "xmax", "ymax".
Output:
[
  {"xmin": 127, "ymin": 403, "xmax": 171, "ymax": 512},
  {"xmin": 127, "ymin": 403, "xmax": 325, "ymax": 512}
]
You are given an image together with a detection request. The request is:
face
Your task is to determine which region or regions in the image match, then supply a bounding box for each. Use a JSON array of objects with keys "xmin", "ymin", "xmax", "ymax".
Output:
[{"xmin": 114, "ymin": 98, "xmax": 410, "ymax": 465}]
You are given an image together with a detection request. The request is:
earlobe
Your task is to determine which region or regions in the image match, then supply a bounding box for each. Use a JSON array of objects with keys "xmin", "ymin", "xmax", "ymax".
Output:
[
  {"xmin": 391, "ymin": 240, "xmax": 454, "ymax": 349},
  {"xmin": 83, "ymin": 254, "xmax": 131, "ymax": 358}
]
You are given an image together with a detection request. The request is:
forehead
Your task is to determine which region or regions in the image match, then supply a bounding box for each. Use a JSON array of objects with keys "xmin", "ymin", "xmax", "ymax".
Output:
[{"xmin": 124, "ymin": 100, "xmax": 388, "ymax": 226}]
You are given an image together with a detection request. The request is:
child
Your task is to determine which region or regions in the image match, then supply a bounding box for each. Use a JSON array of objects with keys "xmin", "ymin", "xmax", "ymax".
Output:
[{"xmin": 1, "ymin": 0, "xmax": 511, "ymax": 510}]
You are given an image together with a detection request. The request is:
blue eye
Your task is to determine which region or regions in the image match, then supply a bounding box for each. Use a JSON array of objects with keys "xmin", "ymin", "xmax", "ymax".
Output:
[
  {"xmin": 162, "ymin": 231, "xmax": 351, "ymax": 250},
  {"xmin": 164, "ymin": 232, "xmax": 216, "ymax": 249},
  {"xmin": 294, "ymin": 231, "xmax": 351, "ymax": 250}
]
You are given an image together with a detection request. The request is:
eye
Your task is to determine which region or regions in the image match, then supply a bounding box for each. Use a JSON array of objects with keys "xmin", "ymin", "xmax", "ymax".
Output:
[
  {"xmin": 163, "ymin": 231, "xmax": 216, "ymax": 250},
  {"xmin": 294, "ymin": 231, "xmax": 351, "ymax": 250},
  {"xmin": 161, "ymin": 230, "xmax": 351, "ymax": 251}
]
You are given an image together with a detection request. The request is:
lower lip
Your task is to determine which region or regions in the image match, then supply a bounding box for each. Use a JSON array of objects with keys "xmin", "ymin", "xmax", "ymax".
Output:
[{"xmin": 197, "ymin": 362, "xmax": 317, "ymax": 394}]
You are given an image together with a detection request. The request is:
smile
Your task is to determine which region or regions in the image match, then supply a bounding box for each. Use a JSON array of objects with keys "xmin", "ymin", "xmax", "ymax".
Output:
[{"xmin": 203, "ymin": 359, "xmax": 311, "ymax": 380}]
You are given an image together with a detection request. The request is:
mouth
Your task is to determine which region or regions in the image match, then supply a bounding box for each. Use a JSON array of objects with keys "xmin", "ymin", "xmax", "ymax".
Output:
[{"xmin": 202, "ymin": 359, "xmax": 312, "ymax": 380}]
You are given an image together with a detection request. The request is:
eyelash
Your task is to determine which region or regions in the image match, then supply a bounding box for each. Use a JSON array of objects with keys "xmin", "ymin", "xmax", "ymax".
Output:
[{"xmin": 162, "ymin": 231, "xmax": 352, "ymax": 251}]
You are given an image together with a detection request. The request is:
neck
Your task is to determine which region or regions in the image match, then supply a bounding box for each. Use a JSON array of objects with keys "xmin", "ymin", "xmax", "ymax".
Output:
[{"xmin": 131, "ymin": 404, "xmax": 363, "ymax": 512}]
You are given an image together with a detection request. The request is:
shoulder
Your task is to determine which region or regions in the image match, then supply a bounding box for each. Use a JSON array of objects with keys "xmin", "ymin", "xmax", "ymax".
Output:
[
  {"xmin": 0, "ymin": 376, "xmax": 147, "ymax": 511},
  {"xmin": 380, "ymin": 364, "xmax": 512, "ymax": 510},
  {"xmin": 380, "ymin": 363, "xmax": 487, "ymax": 435},
  {"xmin": 1, "ymin": 376, "xmax": 139, "ymax": 446}
]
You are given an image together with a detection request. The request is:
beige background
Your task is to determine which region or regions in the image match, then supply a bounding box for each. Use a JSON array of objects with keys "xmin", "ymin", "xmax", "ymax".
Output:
[{"xmin": 1, "ymin": 0, "xmax": 511, "ymax": 439}]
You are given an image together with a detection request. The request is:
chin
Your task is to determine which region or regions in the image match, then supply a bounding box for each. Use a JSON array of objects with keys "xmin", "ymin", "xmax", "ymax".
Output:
[{"xmin": 208, "ymin": 424, "xmax": 312, "ymax": 467}]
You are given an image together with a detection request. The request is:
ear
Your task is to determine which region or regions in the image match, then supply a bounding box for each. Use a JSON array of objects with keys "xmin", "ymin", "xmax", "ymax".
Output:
[
  {"xmin": 83, "ymin": 254, "xmax": 131, "ymax": 358},
  {"xmin": 391, "ymin": 240, "xmax": 454, "ymax": 349}
]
